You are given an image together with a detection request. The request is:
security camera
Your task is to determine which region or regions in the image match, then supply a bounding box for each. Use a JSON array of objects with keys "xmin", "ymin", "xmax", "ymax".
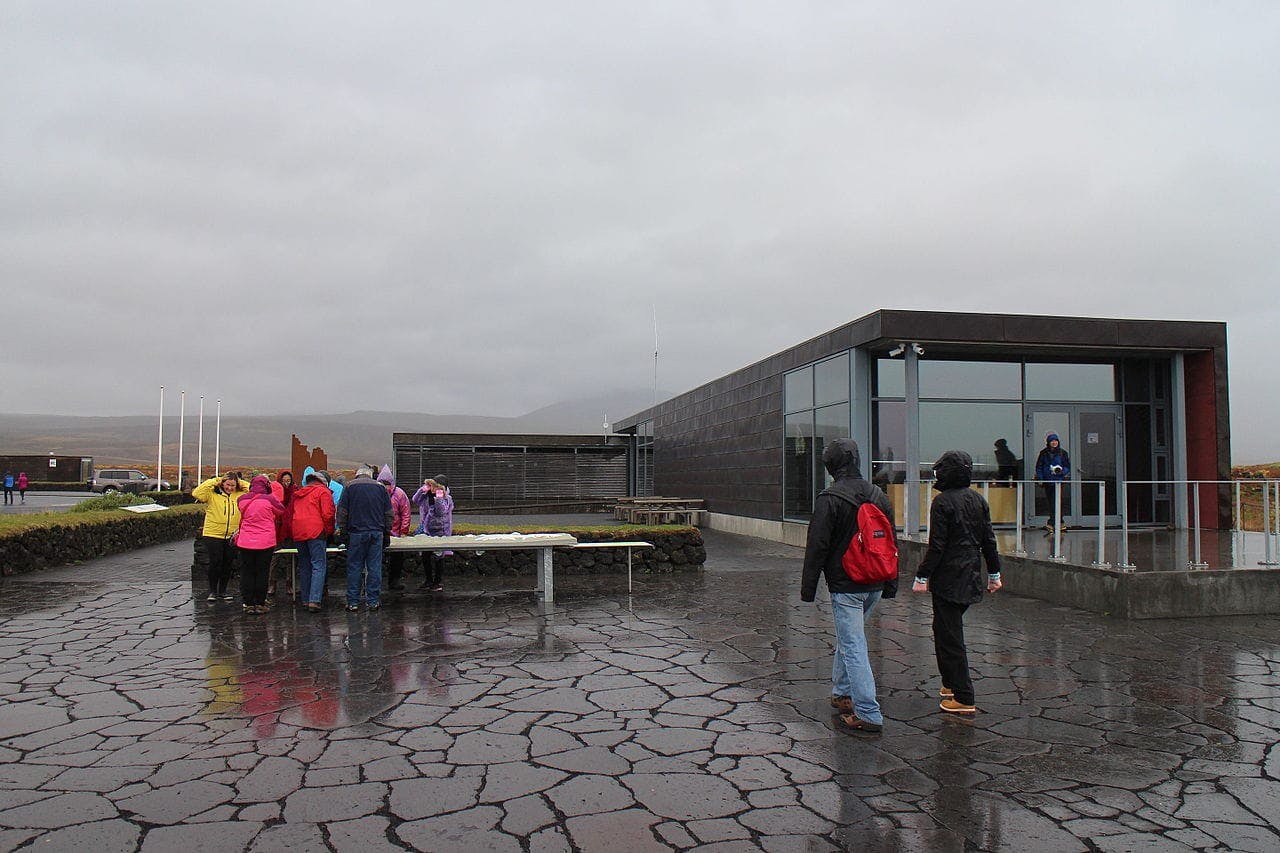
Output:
[
  {"xmin": 887, "ymin": 344, "xmax": 905, "ymax": 357},
  {"xmin": 911, "ymin": 343, "xmax": 924, "ymax": 356}
]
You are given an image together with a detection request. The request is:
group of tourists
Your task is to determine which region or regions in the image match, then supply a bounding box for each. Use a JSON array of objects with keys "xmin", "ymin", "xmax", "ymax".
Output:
[
  {"xmin": 2, "ymin": 471, "xmax": 29, "ymax": 505},
  {"xmin": 802, "ymin": 438, "xmax": 1003, "ymax": 733},
  {"xmin": 191, "ymin": 463, "xmax": 454, "ymax": 615}
]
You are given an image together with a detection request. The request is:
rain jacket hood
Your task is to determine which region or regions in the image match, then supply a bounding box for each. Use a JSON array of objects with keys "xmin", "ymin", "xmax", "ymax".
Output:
[
  {"xmin": 377, "ymin": 464, "xmax": 395, "ymax": 486},
  {"xmin": 822, "ymin": 438, "xmax": 862, "ymax": 481},
  {"xmin": 932, "ymin": 451, "xmax": 974, "ymax": 491}
]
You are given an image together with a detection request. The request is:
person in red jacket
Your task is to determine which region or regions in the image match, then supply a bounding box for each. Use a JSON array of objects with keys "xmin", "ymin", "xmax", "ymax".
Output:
[
  {"xmin": 17, "ymin": 472, "xmax": 29, "ymax": 504},
  {"xmin": 291, "ymin": 470, "xmax": 336, "ymax": 612}
]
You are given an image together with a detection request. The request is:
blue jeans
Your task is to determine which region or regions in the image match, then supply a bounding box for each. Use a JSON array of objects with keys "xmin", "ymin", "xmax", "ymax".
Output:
[
  {"xmin": 346, "ymin": 531, "xmax": 383, "ymax": 606},
  {"xmin": 831, "ymin": 590, "xmax": 883, "ymax": 725},
  {"xmin": 296, "ymin": 538, "xmax": 328, "ymax": 605}
]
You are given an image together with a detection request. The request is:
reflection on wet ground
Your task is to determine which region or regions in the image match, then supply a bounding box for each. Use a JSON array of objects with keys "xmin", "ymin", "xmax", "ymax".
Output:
[{"xmin": 1, "ymin": 531, "xmax": 1278, "ymax": 851}]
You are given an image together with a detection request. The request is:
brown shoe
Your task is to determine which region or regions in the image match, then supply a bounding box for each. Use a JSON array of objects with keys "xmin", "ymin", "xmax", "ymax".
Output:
[
  {"xmin": 834, "ymin": 713, "xmax": 882, "ymax": 734},
  {"xmin": 939, "ymin": 687, "xmax": 954, "ymax": 699},
  {"xmin": 940, "ymin": 698, "xmax": 976, "ymax": 714},
  {"xmin": 830, "ymin": 695, "xmax": 853, "ymax": 713}
]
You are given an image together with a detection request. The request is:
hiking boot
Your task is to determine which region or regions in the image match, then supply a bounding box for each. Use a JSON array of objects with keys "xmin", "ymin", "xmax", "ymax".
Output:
[
  {"xmin": 940, "ymin": 698, "xmax": 977, "ymax": 714},
  {"xmin": 834, "ymin": 713, "xmax": 882, "ymax": 734},
  {"xmin": 830, "ymin": 695, "xmax": 853, "ymax": 714},
  {"xmin": 939, "ymin": 687, "xmax": 954, "ymax": 699}
]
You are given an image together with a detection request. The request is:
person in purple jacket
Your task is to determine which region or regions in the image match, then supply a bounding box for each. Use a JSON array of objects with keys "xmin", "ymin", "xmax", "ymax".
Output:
[{"xmin": 412, "ymin": 475, "xmax": 453, "ymax": 592}]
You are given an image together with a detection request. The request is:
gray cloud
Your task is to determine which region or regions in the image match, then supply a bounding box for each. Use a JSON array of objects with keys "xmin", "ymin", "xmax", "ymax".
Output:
[{"xmin": 1, "ymin": 2, "xmax": 1276, "ymax": 460}]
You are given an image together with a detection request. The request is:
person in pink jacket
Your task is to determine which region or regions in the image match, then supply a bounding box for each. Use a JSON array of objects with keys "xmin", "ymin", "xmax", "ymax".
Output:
[
  {"xmin": 17, "ymin": 472, "xmax": 28, "ymax": 504},
  {"xmin": 236, "ymin": 475, "xmax": 285, "ymax": 614},
  {"xmin": 378, "ymin": 465, "xmax": 412, "ymax": 592}
]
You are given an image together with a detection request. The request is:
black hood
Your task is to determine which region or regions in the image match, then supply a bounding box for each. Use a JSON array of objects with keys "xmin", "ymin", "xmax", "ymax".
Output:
[
  {"xmin": 932, "ymin": 450, "xmax": 973, "ymax": 491},
  {"xmin": 822, "ymin": 438, "xmax": 863, "ymax": 481}
]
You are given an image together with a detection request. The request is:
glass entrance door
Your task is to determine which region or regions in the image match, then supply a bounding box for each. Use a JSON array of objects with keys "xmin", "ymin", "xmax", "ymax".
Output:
[{"xmin": 1024, "ymin": 405, "xmax": 1122, "ymax": 526}]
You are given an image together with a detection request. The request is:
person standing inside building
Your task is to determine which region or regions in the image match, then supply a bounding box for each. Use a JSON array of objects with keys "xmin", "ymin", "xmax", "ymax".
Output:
[
  {"xmin": 800, "ymin": 438, "xmax": 897, "ymax": 735},
  {"xmin": 377, "ymin": 465, "xmax": 412, "ymax": 592},
  {"xmin": 993, "ymin": 439, "xmax": 1018, "ymax": 482},
  {"xmin": 413, "ymin": 475, "xmax": 454, "ymax": 592},
  {"xmin": 912, "ymin": 450, "xmax": 1003, "ymax": 715},
  {"xmin": 192, "ymin": 472, "xmax": 251, "ymax": 601},
  {"xmin": 336, "ymin": 466, "xmax": 392, "ymax": 612},
  {"xmin": 1034, "ymin": 432, "xmax": 1071, "ymax": 533},
  {"xmin": 235, "ymin": 475, "xmax": 285, "ymax": 614}
]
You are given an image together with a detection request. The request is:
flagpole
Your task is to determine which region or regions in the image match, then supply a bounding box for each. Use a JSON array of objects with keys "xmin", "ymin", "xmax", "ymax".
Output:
[
  {"xmin": 196, "ymin": 396, "xmax": 205, "ymax": 485},
  {"xmin": 653, "ymin": 306, "xmax": 659, "ymax": 408},
  {"xmin": 176, "ymin": 390, "xmax": 185, "ymax": 491},
  {"xmin": 157, "ymin": 386, "xmax": 164, "ymax": 490},
  {"xmin": 214, "ymin": 399, "xmax": 222, "ymax": 475}
]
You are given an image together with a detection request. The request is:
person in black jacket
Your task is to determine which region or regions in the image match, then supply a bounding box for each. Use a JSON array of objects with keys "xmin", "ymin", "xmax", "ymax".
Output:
[
  {"xmin": 801, "ymin": 438, "xmax": 897, "ymax": 735},
  {"xmin": 912, "ymin": 450, "xmax": 1003, "ymax": 714}
]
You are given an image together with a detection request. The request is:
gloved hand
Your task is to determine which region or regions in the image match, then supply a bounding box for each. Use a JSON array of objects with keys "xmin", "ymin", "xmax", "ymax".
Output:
[{"xmin": 881, "ymin": 579, "xmax": 898, "ymax": 599}]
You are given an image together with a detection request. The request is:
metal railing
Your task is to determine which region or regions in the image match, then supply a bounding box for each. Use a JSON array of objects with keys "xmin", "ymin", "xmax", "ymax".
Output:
[{"xmin": 899, "ymin": 476, "xmax": 1280, "ymax": 572}]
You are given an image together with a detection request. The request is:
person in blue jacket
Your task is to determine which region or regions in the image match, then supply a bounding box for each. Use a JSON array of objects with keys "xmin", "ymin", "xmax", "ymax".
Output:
[{"xmin": 1034, "ymin": 432, "xmax": 1071, "ymax": 533}]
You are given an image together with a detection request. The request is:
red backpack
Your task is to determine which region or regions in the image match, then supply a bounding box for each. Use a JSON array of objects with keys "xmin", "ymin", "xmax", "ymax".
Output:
[{"xmin": 841, "ymin": 502, "xmax": 899, "ymax": 584}]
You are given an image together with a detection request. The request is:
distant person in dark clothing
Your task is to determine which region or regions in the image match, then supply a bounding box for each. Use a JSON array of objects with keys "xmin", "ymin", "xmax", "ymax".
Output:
[
  {"xmin": 336, "ymin": 466, "xmax": 393, "ymax": 611},
  {"xmin": 912, "ymin": 450, "xmax": 1003, "ymax": 715},
  {"xmin": 800, "ymin": 438, "xmax": 897, "ymax": 735},
  {"xmin": 993, "ymin": 438, "xmax": 1018, "ymax": 481}
]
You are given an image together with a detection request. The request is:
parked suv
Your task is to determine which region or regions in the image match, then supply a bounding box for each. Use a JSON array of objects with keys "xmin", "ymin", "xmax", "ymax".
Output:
[{"xmin": 90, "ymin": 469, "xmax": 171, "ymax": 493}]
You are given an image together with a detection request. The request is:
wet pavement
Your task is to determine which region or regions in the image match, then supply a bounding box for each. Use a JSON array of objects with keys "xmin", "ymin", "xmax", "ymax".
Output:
[{"xmin": 2, "ymin": 530, "xmax": 1279, "ymax": 851}]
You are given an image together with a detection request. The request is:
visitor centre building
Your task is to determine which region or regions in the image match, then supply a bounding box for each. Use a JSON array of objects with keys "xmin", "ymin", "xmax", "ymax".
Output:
[{"xmin": 616, "ymin": 310, "xmax": 1230, "ymax": 544}]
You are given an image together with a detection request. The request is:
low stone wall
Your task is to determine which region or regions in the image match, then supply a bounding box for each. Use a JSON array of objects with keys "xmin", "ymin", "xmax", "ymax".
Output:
[
  {"xmin": 898, "ymin": 538, "xmax": 1280, "ymax": 619},
  {"xmin": 1, "ymin": 507, "xmax": 205, "ymax": 576}
]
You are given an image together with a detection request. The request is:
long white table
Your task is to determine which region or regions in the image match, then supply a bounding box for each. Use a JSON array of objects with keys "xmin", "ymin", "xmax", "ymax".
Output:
[{"xmin": 388, "ymin": 533, "xmax": 578, "ymax": 603}]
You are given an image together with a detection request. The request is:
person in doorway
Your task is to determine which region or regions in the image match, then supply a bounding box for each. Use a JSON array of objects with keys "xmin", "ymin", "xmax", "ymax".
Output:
[
  {"xmin": 377, "ymin": 465, "xmax": 412, "ymax": 591},
  {"xmin": 290, "ymin": 470, "xmax": 335, "ymax": 612},
  {"xmin": 235, "ymin": 475, "xmax": 285, "ymax": 614},
  {"xmin": 336, "ymin": 466, "xmax": 392, "ymax": 611},
  {"xmin": 192, "ymin": 472, "xmax": 251, "ymax": 601},
  {"xmin": 912, "ymin": 450, "xmax": 1003, "ymax": 714},
  {"xmin": 16, "ymin": 472, "xmax": 29, "ymax": 504},
  {"xmin": 413, "ymin": 475, "xmax": 454, "ymax": 592},
  {"xmin": 1034, "ymin": 432, "xmax": 1071, "ymax": 533},
  {"xmin": 800, "ymin": 438, "xmax": 897, "ymax": 735},
  {"xmin": 993, "ymin": 439, "xmax": 1018, "ymax": 481},
  {"xmin": 2, "ymin": 471, "xmax": 13, "ymax": 506}
]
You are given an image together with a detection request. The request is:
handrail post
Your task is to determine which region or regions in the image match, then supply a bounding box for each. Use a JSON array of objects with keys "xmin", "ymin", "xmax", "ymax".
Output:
[
  {"xmin": 1262, "ymin": 480, "xmax": 1277, "ymax": 566},
  {"xmin": 1092, "ymin": 480, "xmax": 1109, "ymax": 568},
  {"xmin": 1014, "ymin": 480, "xmax": 1026, "ymax": 556},
  {"xmin": 1233, "ymin": 480, "xmax": 1242, "ymax": 567},
  {"xmin": 1190, "ymin": 481, "xmax": 1208, "ymax": 569},
  {"xmin": 1118, "ymin": 480, "xmax": 1134, "ymax": 571},
  {"xmin": 1050, "ymin": 481, "xmax": 1066, "ymax": 562}
]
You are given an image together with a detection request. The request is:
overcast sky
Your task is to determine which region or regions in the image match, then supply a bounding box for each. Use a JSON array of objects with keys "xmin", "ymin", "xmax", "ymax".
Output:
[{"xmin": 2, "ymin": 2, "xmax": 1277, "ymax": 460}]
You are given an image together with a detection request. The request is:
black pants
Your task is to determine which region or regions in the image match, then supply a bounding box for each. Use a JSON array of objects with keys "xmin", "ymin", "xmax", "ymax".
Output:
[
  {"xmin": 204, "ymin": 536, "xmax": 236, "ymax": 595},
  {"xmin": 385, "ymin": 551, "xmax": 406, "ymax": 588},
  {"xmin": 2, "ymin": 487, "xmax": 12, "ymax": 505},
  {"xmin": 422, "ymin": 553, "xmax": 446, "ymax": 585},
  {"xmin": 239, "ymin": 547, "xmax": 273, "ymax": 606},
  {"xmin": 932, "ymin": 594, "xmax": 974, "ymax": 705}
]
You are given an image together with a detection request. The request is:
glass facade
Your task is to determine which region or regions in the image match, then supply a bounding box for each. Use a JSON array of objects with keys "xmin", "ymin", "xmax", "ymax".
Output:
[
  {"xmin": 1025, "ymin": 363, "xmax": 1116, "ymax": 401},
  {"xmin": 635, "ymin": 420, "xmax": 654, "ymax": 496},
  {"xmin": 784, "ymin": 355, "xmax": 851, "ymax": 519},
  {"xmin": 919, "ymin": 402, "xmax": 1022, "ymax": 480},
  {"xmin": 918, "ymin": 360, "xmax": 1021, "ymax": 400}
]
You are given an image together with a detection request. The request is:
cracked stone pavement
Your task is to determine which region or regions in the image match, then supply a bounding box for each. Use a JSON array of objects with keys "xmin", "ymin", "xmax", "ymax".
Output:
[{"xmin": 1, "ymin": 530, "xmax": 1279, "ymax": 851}]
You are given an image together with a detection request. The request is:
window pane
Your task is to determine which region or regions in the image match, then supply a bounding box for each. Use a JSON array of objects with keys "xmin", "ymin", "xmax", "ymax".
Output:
[
  {"xmin": 875, "ymin": 359, "xmax": 904, "ymax": 398},
  {"xmin": 784, "ymin": 412, "xmax": 814, "ymax": 519},
  {"xmin": 919, "ymin": 360, "xmax": 1020, "ymax": 400},
  {"xmin": 919, "ymin": 402, "xmax": 1023, "ymax": 481},
  {"xmin": 814, "ymin": 353, "xmax": 850, "ymax": 406},
  {"xmin": 1025, "ymin": 363, "xmax": 1116, "ymax": 401},
  {"xmin": 814, "ymin": 403, "xmax": 850, "ymax": 490},
  {"xmin": 871, "ymin": 401, "xmax": 905, "ymax": 489},
  {"xmin": 785, "ymin": 367, "xmax": 813, "ymax": 412}
]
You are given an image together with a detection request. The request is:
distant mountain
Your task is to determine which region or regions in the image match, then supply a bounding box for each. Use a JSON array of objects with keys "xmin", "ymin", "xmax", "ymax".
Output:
[{"xmin": 0, "ymin": 389, "xmax": 663, "ymax": 471}]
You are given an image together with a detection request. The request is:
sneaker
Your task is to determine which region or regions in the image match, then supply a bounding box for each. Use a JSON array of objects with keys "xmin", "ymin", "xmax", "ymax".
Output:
[
  {"xmin": 834, "ymin": 713, "xmax": 882, "ymax": 734},
  {"xmin": 345, "ymin": 604, "xmax": 359, "ymax": 612},
  {"xmin": 368, "ymin": 603, "xmax": 381, "ymax": 612},
  {"xmin": 304, "ymin": 603, "xmax": 322, "ymax": 613},
  {"xmin": 830, "ymin": 695, "xmax": 853, "ymax": 714},
  {"xmin": 219, "ymin": 593, "xmax": 236, "ymax": 601},
  {"xmin": 431, "ymin": 583, "xmax": 444, "ymax": 592},
  {"xmin": 939, "ymin": 687, "xmax": 954, "ymax": 699},
  {"xmin": 206, "ymin": 593, "xmax": 218, "ymax": 602},
  {"xmin": 940, "ymin": 698, "xmax": 977, "ymax": 714}
]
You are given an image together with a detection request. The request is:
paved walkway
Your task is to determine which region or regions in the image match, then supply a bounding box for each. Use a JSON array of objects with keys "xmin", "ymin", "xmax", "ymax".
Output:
[{"xmin": 1, "ymin": 530, "xmax": 1278, "ymax": 851}]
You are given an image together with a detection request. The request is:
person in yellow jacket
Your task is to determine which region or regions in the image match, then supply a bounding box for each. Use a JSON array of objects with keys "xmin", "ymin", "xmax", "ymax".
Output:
[{"xmin": 193, "ymin": 472, "xmax": 250, "ymax": 602}]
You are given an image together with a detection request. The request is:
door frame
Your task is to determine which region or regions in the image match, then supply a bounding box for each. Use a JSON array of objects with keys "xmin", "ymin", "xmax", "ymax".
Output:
[{"xmin": 1024, "ymin": 403, "xmax": 1124, "ymax": 527}]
